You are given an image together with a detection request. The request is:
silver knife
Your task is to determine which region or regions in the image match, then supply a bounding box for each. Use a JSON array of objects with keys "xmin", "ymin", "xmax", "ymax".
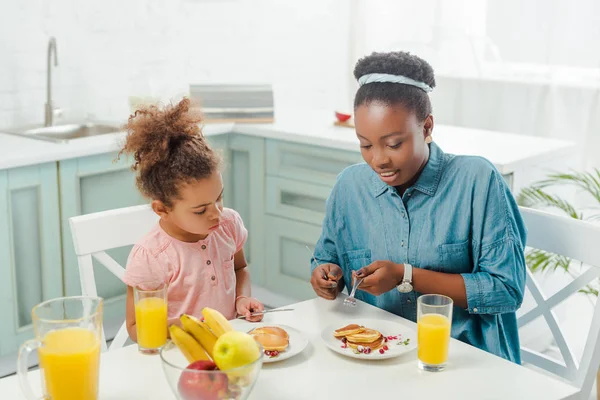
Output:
[{"xmin": 236, "ymin": 308, "xmax": 294, "ymax": 319}]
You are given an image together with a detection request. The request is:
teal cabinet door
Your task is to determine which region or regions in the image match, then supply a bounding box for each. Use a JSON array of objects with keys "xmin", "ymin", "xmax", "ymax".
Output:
[
  {"xmin": 225, "ymin": 134, "xmax": 266, "ymax": 286},
  {"xmin": 59, "ymin": 152, "xmax": 147, "ymax": 333},
  {"xmin": 0, "ymin": 163, "xmax": 62, "ymax": 356},
  {"xmin": 208, "ymin": 134, "xmax": 232, "ymax": 203},
  {"xmin": 263, "ymin": 215, "xmax": 321, "ymax": 301}
]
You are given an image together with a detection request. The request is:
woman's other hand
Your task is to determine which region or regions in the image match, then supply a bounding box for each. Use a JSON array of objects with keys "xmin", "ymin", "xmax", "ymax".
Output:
[{"xmin": 355, "ymin": 261, "xmax": 404, "ymax": 296}]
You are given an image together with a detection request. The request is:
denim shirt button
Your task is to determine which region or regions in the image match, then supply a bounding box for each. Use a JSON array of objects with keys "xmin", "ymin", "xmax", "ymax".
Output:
[{"xmin": 473, "ymin": 307, "xmax": 478, "ymax": 313}]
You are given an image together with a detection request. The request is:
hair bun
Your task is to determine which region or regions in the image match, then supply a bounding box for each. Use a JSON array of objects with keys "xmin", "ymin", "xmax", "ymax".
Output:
[{"xmin": 119, "ymin": 97, "xmax": 205, "ymax": 172}]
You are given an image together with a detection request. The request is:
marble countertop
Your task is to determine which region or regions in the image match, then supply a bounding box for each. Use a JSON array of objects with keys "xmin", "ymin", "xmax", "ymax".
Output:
[{"xmin": 0, "ymin": 110, "xmax": 577, "ymax": 174}]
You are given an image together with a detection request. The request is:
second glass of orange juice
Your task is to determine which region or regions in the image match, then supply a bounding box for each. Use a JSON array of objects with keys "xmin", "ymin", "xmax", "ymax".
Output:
[
  {"xmin": 134, "ymin": 282, "xmax": 168, "ymax": 355},
  {"xmin": 417, "ymin": 294, "xmax": 453, "ymax": 372}
]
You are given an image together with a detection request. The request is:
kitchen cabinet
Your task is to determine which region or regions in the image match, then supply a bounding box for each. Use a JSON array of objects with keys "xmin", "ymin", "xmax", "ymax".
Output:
[
  {"xmin": 261, "ymin": 139, "xmax": 362, "ymax": 298},
  {"xmin": 222, "ymin": 134, "xmax": 266, "ymax": 285},
  {"xmin": 0, "ymin": 163, "xmax": 62, "ymax": 357},
  {"xmin": 263, "ymin": 215, "xmax": 322, "ymax": 300}
]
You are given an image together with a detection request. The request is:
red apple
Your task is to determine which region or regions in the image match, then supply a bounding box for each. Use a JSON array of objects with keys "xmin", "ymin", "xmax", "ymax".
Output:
[
  {"xmin": 335, "ymin": 111, "xmax": 352, "ymax": 122},
  {"xmin": 177, "ymin": 360, "xmax": 229, "ymax": 400}
]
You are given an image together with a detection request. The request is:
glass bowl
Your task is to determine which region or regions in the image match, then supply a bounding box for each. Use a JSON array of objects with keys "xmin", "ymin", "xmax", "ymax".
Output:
[{"xmin": 160, "ymin": 340, "xmax": 263, "ymax": 400}]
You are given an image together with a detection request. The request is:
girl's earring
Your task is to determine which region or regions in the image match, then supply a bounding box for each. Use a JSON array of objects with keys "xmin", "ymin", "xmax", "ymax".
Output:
[{"xmin": 425, "ymin": 135, "xmax": 433, "ymax": 144}]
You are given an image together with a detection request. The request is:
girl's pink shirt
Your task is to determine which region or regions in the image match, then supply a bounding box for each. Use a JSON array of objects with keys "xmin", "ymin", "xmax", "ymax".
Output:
[{"xmin": 123, "ymin": 207, "xmax": 247, "ymax": 322}]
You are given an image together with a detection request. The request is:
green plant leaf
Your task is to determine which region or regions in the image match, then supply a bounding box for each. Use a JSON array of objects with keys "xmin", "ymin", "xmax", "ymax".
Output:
[
  {"xmin": 518, "ymin": 169, "xmax": 600, "ymax": 297},
  {"xmin": 525, "ymin": 249, "xmax": 571, "ymax": 273},
  {"xmin": 535, "ymin": 169, "xmax": 600, "ymax": 204},
  {"xmin": 579, "ymin": 285, "xmax": 599, "ymax": 297},
  {"xmin": 517, "ymin": 188, "xmax": 581, "ymax": 219}
]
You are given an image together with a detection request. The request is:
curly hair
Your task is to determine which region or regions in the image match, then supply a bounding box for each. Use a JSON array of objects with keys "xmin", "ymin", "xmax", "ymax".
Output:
[
  {"xmin": 117, "ymin": 98, "xmax": 221, "ymax": 207},
  {"xmin": 353, "ymin": 51, "xmax": 436, "ymax": 121}
]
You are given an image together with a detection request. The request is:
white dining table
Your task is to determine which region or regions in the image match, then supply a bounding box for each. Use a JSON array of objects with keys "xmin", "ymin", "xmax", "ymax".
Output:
[{"xmin": 0, "ymin": 295, "xmax": 580, "ymax": 400}]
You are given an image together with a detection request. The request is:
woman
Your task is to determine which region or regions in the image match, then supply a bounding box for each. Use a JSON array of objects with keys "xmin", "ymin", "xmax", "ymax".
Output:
[{"xmin": 310, "ymin": 51, "xmax": 527, "ymax": 364}]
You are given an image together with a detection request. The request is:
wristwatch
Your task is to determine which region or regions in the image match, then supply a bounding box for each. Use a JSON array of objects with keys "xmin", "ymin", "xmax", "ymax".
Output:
[{"xmin": 396, "ymin": 263, "xmax": 413, "ymax": 293}]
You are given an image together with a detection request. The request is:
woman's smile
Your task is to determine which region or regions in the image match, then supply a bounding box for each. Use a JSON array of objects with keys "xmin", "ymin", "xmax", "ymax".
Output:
[{"xmin": 377, "ymin": 169, "xmax": 400, "ymax": 183}]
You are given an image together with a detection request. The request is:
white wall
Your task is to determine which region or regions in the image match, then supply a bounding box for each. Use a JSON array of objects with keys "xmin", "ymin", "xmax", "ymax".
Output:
[{"xmin": 0, "ymin": 0, "xmax": 351, "ymax": 129}]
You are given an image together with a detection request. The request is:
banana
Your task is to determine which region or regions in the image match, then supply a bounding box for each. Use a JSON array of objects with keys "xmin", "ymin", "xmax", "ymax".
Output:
[
  {"xmin": 169, "ymin": 325, "xmax": 210, "ymax": 363},
  {"xmin": 180, "ymin": 314, "xmax": 218, "ymax": 358},
  {"xmin": 201, "ymin": 307, "xmax": 233, "ymax": 338}
]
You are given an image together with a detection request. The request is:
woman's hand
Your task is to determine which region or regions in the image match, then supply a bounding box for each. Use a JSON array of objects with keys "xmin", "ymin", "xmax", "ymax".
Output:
[
  {"xmin": 355, "ymin": 261, "xmax": 404, "ymax": 296},
  {"xmin": 310, "ymin": 263, "xmax": 344, "ymax": 300},
  {"xmin": 236, "ymin": 296, "xmax": 265, "ymax": 322}
]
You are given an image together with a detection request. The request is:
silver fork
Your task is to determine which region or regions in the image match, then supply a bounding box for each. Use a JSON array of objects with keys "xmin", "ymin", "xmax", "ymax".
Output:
[
  {"xmin": 343, "ymin": 277, "xmax": 364, "ymax": 306},
  {"xmin": 305, "ymin": 246, "xmax": 329, "ymax": 281}
]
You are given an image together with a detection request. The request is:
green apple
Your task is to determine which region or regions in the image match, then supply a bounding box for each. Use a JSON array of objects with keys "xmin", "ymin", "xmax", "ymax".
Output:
[{"xmin": 212, "ymin": 331, "xmax": 260, "ymax": 372}]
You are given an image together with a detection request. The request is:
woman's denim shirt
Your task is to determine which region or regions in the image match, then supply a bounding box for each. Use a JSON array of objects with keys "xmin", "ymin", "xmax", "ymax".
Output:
[{"xmin": 311, "ymin": 142, "xmax": 527, "ymax": 364}]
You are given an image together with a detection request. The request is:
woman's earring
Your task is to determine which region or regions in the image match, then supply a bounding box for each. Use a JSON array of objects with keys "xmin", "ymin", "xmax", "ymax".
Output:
[{"xmin": 425, "ymin": 135, "xmax": 433, "ymax": 144}]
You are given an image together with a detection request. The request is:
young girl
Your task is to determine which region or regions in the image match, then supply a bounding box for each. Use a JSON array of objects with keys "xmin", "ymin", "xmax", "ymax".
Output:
[
  {"xmin": 120, "ymin": 98, "xmax": 264, "ymax": 342},
  {"xmin": 310, "ymin": 51, "xmax": 527, "ymax": 364}
]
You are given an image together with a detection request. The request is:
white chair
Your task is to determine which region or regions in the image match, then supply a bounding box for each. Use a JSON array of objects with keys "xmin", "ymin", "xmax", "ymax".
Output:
[
  {"xmin": 519, "ymin": 206, "xmax": 600, "ymax": 399},
  {"xmin": 69, "ymin": 204, "xmax": 158, "ymax": 352}
]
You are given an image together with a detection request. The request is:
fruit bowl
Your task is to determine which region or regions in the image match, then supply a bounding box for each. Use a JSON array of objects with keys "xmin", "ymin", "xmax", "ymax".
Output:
[{"xmin": 160, "ymin": 340, "xmax": 264, "ymax": 400}]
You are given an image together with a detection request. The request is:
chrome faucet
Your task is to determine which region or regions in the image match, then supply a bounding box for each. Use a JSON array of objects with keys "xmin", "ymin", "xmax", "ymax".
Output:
[{"xmin": 45, "ymin": 37, "xmax": 58, "ymax": 127}]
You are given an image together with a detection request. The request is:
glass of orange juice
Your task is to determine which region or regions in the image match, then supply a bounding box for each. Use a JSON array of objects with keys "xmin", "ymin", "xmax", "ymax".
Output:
[
  {"xmin": 17, "ymin": 296, "xmax": 103, "ymax": 400},
  {"xmin": 417, "ymin": 294, "xmax": 453, "ymax": 372},
  {"xmin": 134, "ymin": 282, "xmax": 168, "ymax": 355}
]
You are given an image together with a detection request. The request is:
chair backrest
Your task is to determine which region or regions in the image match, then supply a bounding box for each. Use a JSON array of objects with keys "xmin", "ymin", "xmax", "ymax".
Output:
[
  {"xmin": 518, "ymin": 206, "xmax": 600, "ymax": 399},
  {"xmin": 69, "ymin": 204, "xmax": 158, "ymax": 352}
]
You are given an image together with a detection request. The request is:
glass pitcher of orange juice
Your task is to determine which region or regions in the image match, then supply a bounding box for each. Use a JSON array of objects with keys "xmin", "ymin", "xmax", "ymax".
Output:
[
  {"xmin": 417, "ymin": 294, "xmax": 453, "ymax": 372},
  {"xmin": 17, "ymin": 296, "xmax": 103, "ymax": 400},
  {"xmin": 134, "ymin": 282, "xmax": 168, "ymax": 354}
]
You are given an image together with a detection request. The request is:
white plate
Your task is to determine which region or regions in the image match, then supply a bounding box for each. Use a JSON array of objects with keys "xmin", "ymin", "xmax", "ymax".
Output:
[
  {"xmin": 321, "ymin": 319, "xmax": 417, "ymax": 360},
  {"xmin": 247, "ymin": 324, "xmax": 308, "ymax": 363}
]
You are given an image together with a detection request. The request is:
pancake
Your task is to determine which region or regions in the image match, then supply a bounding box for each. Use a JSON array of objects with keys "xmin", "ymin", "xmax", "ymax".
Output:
[
  {"xmin": 249, "ymin": 326, "xmax": 290, "ymax": 351},
  {"xmin": 251, "ymin": 333, "xmax": 289, "ymax": 351},
  {"xmin": 249, "ymin": 326, "xmax": 289, "ymax": 341},
  {"xmin": 333, "ymin": 324, "xmax": 365, "ymax": 339},
  {"xmin": 347, "ymin": 335, "xmax": 384, "ymax": 351},
  {"xmin": 345, "ymin": 328, "xmax": 382, "ymax": 344}
]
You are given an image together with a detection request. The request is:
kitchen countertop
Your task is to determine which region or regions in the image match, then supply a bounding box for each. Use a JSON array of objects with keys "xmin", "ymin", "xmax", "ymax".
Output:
[
  {"xmin": 0, "ymin": 110, "xmax": 577, "ymax": 174},
  {"xmin": 0, "ymin": 123, "xmax": 234, "ymax": 170}
]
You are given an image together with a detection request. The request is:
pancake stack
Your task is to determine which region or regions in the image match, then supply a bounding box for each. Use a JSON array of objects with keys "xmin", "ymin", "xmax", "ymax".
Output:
[
  {"xmin": 248, "ymin": 326, "xmax": 289, "ymax": 353},
  {"xmin": 333, "ymin": 324, "xmax": 384, "ymax": 352}
]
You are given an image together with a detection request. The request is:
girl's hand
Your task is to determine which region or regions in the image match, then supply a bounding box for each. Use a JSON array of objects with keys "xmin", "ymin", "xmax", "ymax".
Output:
[
  {"xmin": 236, "ymin": 296, "xmax": 265, "ymax": 322},
  {"xmin": 354, "ymin": 261, "xmax": 404, "ymax": 296}
]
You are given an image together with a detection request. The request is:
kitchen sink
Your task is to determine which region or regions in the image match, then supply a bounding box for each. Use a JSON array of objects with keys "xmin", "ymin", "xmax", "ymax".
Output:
[{"xmin": 3, "ymin": 122, "xmax": 123, "ymax": 143}]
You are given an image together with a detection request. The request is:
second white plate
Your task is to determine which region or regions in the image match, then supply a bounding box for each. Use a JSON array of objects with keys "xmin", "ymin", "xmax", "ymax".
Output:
[
  {"xmin": 321, "ymin": 318, "xmax": 417, "ymax": 360},
  {"xmin": 247, "ymin": 324, "xmax": 308, "ymax": 363}
]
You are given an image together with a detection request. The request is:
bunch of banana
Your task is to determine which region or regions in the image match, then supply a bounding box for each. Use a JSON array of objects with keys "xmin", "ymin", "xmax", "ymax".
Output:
[
  {"xmin": 169, "ymin": 325, "xmax": 210, "ymax": 363},
  {"xmin": 169, "ymin": 307, "xmax": 234, "ymax": 363},
  {"xmin": 201, "ymin": 307, "xmax": 234, "ymax": 337}
]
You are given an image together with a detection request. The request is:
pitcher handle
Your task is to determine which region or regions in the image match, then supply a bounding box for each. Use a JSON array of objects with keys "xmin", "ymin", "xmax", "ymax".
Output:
[{"xmin": 17, "ymin": 339, "xmax": 45, "ymax": 400}]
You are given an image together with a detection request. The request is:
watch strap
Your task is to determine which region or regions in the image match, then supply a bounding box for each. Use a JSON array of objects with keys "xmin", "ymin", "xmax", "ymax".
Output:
[{"xmin": 403, "ymin": 263, "xmax": 413, "ymax": 283}]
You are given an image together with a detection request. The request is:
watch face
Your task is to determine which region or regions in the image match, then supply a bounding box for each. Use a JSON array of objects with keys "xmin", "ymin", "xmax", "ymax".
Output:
[{"xmin": 397, "ymin": 283, "xmax": 413, "ymax": 293}]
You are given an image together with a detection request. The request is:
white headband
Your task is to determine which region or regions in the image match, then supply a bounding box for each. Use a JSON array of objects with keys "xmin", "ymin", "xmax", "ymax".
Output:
[{"xmin": 357, "ymin": 73, "xmax": 433, "ymax": 93}]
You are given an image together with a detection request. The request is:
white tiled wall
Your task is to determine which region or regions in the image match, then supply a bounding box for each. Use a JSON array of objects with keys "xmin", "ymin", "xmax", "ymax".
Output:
[{"xmin": 0, "ymin": 0, "xmax": 351, "ymax": 129}]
